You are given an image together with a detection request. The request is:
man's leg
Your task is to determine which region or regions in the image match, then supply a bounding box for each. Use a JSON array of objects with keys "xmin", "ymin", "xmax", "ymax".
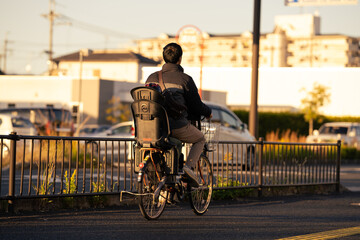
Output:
[{"xmin": 171, "ymin": 122, "xmax": 205, "ymax": 168}]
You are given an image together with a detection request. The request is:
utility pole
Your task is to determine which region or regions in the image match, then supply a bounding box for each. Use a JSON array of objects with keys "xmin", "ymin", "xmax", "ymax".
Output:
[
  {"xmin": 42, "ymin": 0, "xmax": 58, "ymax": 75},
  {"xmin": 2, "ymin": 32, "xmax": 12, "ymax": 73},
  {"xmin": 249, "ymin": 0, "xmax": 261, "ymax": 139}
]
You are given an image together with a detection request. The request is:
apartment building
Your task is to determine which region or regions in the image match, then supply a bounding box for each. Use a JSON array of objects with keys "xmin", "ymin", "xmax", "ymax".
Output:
[
  {"xmin": 287, "ymin": 35, "xmax": 360, "ymax": 67},
  {"xmin": 132, "ymin": 14, "xmax": 360, "ymax": 68}
]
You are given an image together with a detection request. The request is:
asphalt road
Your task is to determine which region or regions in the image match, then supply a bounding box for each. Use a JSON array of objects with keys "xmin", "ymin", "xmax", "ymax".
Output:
[
  {"xmin": 0, "ymin": 163, "xmax": 359, "ymax": 240},
  {"xmin": 0, "ymin": 191, "xmax": 360, "ymax": 240},
  {"xmin": 341, "ymin": 164, "xmax": 360, "ymax": 192}
]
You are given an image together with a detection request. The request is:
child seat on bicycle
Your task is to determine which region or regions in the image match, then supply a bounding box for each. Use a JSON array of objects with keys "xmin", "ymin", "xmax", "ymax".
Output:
[{"xmin": 131, "ymin": 86, "xmax": 183, "ymax": 175}]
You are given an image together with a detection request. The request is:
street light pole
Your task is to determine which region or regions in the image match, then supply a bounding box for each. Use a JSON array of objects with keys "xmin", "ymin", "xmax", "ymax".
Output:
[
  {"xmin": 249, "ymin": 0, "xmax": 261, "ymax": 139},
  {"xmin": 77, "ymin": 49, "xmax": 92, "ymax": 129},
  {"xmin": 199, "ymin": 38, "xmax": 204, "ymax": 99},
  {"xmin": 176, "ymin": 25, "xmax": 204, "ymax": 98}
]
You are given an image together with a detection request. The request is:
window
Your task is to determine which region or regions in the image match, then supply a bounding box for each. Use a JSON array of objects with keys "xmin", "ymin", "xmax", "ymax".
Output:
[
  {"xmin": 220, "ymin": 110, "xmax": 239, "ymax": 129},
  {"xmin": 112, "ymin": 125, "xmax": 132, "ymax": 135},
  {"xmin": 93, "ymin": 69, "xmax": 101, "ymax": 77},
  {"xmin": 349, "ymin": 126, "xmax": 360, "ymax": 136},
  {"xmin": 11, "ymin": 117, "xmax": 33, "ymax": 128},
  {"xmin": 356, "ymin": 127, "xmax": 360, "ymax": 136},
  {"xmin": 211, "ymin": 109, "xmax": 221, "ymax": 124},
  {"xmin": 72, "ymin": 105, "xmax": 79, "ymax": 114},
  {"xmin": 320, "ymin": 126, "xmax": 348, "ymax": 135}
]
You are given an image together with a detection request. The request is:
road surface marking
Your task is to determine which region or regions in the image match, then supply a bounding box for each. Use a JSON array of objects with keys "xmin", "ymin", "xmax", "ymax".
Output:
[{"xmin": 277, "ymin": 226, "xmax": 360, "ymax": 240}]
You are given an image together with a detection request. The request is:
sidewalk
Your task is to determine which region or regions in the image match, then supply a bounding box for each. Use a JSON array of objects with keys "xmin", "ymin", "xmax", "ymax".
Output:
[{"xmin": 341, "ymin": 164, "xmax": 360, "ymax": 192}]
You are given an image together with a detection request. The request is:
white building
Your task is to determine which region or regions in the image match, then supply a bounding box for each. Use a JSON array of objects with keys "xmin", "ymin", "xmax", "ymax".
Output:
[
  {"xmin": 52, "ymin": 50, "xmax": 159, "ymax": 83},
  {"xmin": 132, "ymin": 14, "xmax": 360, "ymax": 68}
]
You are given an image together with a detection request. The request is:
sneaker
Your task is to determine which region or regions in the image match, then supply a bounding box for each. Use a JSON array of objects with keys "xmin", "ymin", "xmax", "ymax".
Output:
[
  {"xmin": 158, "ymin": 190, "xmax": 167, "ymax": 204},
  {"xmin": 182, "ymin": 165, "xmax": 199, "ymax": 188}
]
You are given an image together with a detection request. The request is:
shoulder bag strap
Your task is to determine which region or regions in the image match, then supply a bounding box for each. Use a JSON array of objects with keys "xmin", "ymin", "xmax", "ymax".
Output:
[{"xmin": 158, "ymin": 70, "xmax": 166, "ymax": 91}]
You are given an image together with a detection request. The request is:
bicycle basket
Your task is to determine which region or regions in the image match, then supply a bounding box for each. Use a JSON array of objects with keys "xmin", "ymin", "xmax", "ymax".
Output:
[{"xmin": 201, "ymin": 122, "xmax": 220, "ymax": 151}]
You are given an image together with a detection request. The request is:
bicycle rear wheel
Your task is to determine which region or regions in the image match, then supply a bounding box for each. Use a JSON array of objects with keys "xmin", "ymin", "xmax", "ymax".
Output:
[
  {"xmin": 188, "ymin": 154, "xmax": 213, "ymax": 215},
  {"xmin": 138, "ymin": 161, "xmax": 167, "ymax": 220}
]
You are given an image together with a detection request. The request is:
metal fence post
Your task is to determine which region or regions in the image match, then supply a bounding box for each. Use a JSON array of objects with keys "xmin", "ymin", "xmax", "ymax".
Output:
[
  {"xmin": 8, "ymin": 132, "xmax": 18, "ymax": 212},
  {"xmin": 336, "ymin": 140, "xmax": 341, "ymax": 193},
  {"xmin": 258, "ymin": 137, "xmax": 264, "ymax": 197}
]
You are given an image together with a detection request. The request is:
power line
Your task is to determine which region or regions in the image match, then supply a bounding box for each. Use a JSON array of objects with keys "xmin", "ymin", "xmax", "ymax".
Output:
[
  {"xmin": 58, "ymin": 14, "xmax": 139, "ymax": 39},
  {"xmin": 40, "ymin": 0, "xmax": 139, "ymax": 74},
  {"xmin": 7, "ymin": 39, "xmax": 120, "ymax": 48}
]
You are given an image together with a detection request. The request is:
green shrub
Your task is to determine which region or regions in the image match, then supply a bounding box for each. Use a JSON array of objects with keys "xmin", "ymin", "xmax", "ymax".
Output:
[
  {"xmin": 341, "ymin": 147, "xmax": 360, "ymax": 160},
  {"xmin": 233, "ymin": 110, "xmax": 360, "ymax": 141},
  {"xmin": 234, "ymin": 110, "xmax": 310, "ymax": 138},
  {"xmin": 213, "ymin": 177, "xmax": 253, "ymax": 200}
]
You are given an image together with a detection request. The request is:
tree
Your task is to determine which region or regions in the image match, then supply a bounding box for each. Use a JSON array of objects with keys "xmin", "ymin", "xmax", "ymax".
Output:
[
  {"xmin": 300, "ymin": 83, "xmax": 331, "ymax": 135},
  {"xmin": 105, "ymin": 96, "xmax": 132, "ymax": 124}
]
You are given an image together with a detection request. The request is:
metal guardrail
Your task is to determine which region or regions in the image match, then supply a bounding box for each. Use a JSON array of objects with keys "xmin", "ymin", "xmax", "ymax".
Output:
[
  {"xmin": 208, "ymin": 139, "xmax": 340, "ymax": 192},
  {"xmin": 0, "ymin": 133, "xmax": 341, "ymax": 203}
]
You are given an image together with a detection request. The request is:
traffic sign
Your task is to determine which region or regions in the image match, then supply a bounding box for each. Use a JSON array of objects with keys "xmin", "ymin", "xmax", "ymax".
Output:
[{"xmin": 285, "ymin": 0, "xmax": 357, "ymax": 6}]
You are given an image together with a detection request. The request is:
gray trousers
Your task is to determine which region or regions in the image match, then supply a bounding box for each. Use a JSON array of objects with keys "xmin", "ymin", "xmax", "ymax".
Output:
[{"xmin": 171, "ymin": 122, "xmax": 205, "ymax": 169}]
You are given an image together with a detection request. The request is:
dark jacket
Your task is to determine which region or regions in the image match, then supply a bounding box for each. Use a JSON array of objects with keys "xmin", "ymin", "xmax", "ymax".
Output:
[{"xmin": 145, "ymin": 63, "xmax": 211, "ymax": 129}]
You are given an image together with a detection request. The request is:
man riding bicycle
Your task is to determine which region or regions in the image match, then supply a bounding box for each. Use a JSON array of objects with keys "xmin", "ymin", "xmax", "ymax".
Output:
[{"xmin": 145, "ymin": 42, "xmax": 212, "ymax": 187}]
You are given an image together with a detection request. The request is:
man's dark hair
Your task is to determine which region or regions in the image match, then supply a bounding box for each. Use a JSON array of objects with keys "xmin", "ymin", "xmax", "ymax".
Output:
[{"xmin": 163, "ymin": 43, "xmax": 183, "ymax": 64}]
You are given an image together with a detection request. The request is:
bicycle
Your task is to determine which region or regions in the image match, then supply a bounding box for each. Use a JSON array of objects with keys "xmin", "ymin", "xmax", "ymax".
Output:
[
  {"xmin": 124, "ymin": 86, "xmax": 216, "ymax": 220},
  {"xmin": 135, "ymin": 119, "xmax": 215, "ymax": 220}
]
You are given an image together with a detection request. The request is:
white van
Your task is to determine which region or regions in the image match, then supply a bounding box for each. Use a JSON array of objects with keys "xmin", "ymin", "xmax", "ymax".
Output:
[{"xmin": 306, "ymin": 122, "xmax": 360, "ymax": 149}]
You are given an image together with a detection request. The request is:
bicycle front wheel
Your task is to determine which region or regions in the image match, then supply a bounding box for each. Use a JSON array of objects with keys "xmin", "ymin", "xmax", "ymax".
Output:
[
  {"xmin": 138, "ymin": 162, "xmax": 167, "ymax": 220},
  {"xmin": 188, "ymin": 154, "xmax": 213, "ymax": 215}
]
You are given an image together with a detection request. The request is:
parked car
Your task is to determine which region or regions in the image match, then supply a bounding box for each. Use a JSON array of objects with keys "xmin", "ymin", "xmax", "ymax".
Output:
[
  {"xmin": 183, "ymin": 102, "xmax": 256, "ymax": 169},
  {"xmin": 306, "ymin": 122, "xmax": 360, "ymax": 149},
  {"xmin": 83, "ymin": 121, "xmax": 134, "ymax": 139},
  {"xmin": 0, "ymin": 113, "xmax": 39, "ymax": 161},
  {"xmin": 79, "ymin": 124, "xmax": 111, "ymax": 136},
  {"xmin": 205, "ymin": 101, "xmax": 255, "ymax": 142},
  {"xmin": 0, "ymin": 113, "xmax": 38, "ymax": 136},
  {"xmin": 0, "ymin": 107, "xmax": 74, "ymax": 136},
  {"xmin": 82, "ymin": 121, "xmax": 135, "ymax": 160}
]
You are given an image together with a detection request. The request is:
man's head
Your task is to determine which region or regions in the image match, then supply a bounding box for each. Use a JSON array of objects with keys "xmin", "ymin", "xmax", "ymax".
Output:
[{"xmin": 163, "ymin": 43, "xmax": 183, "ymax": 64}]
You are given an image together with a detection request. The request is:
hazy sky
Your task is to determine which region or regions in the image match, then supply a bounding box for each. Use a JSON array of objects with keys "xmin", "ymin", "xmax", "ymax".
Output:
[{"xmin": 1, "ymin": 0, "xmax": 359, "ymax": 74}]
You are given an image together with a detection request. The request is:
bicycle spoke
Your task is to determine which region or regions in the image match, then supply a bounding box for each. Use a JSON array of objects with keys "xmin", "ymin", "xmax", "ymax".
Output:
[
  {"xmin": 189, "ymin": 155, "xmax": 213, "ymax": 215},
  {"xmin": 138, "ymin": 160, "xmax": 167, "ymax": 220}
]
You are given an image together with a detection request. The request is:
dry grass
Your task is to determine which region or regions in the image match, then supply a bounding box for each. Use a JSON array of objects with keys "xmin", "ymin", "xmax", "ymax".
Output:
[{"xmin": 265, "ymin": 129, "xmax": 306, "ymax": 143}]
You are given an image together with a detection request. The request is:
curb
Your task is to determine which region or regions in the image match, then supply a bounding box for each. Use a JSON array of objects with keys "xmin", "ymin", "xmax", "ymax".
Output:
[{"xmin": 0, "ymin": 183, "xmax": 346, "ymax": 214}]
